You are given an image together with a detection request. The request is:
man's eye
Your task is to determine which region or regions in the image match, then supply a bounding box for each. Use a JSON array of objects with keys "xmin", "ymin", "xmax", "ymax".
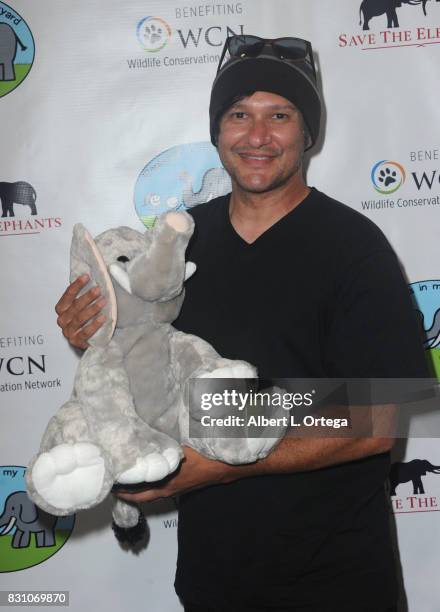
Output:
[
  {"xmin": 274, "ymin": 113, "xmax": 288, "ymax": 119},
  {"xmin": 232, "ymin": 112, "xmax": 246, "ymax": 119}
]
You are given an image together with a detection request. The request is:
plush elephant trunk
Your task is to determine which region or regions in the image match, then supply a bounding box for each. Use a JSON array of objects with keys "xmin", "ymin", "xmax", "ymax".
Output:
[
  {"xmin": 0, "ymin": 516, "xmax": 16, "ymax": 536},
  {"xmin": 129, "ymin": 212, "xmax": 195, "ymax": 302}
]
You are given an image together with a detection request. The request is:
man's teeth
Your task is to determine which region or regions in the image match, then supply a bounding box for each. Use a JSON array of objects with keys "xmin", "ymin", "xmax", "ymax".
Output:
[{"xmin": 243, "ymin": 155, "xmax": 271, "ymax": 160}]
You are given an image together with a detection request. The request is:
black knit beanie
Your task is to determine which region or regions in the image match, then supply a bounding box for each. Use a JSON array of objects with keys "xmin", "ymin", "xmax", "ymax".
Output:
[{"xmin": 209, "ymin": 50, "xmax": 321, "ymax": 150}]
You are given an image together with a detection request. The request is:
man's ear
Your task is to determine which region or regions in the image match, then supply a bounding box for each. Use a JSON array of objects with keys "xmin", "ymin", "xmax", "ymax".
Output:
[{"xmin": 70, "ymin": 224, "xmax": 117, "ymax": 347}]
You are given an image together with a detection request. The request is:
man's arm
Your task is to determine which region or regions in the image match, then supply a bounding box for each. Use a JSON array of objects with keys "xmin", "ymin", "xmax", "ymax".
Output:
[
  {"xmin": 115, "ymin": 426, "xmax": 395, "ymax": 504},
  {"xmin": 115, "ymin": 400, "xmax": 397, "ymax": 502}
]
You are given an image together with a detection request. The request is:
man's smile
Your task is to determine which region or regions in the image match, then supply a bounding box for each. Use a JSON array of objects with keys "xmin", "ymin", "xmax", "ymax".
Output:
[{"xmin": 236, "ymin": 151, "xmax": 279, "ymax": 165}]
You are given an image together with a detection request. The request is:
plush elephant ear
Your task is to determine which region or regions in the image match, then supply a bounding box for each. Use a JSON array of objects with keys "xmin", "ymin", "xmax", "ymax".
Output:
[{"xmin": 70, "ymin": 224, "xmax": 117, "ymax": 347}]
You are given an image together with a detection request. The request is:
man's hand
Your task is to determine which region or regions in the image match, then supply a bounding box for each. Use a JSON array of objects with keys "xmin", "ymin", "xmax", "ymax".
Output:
[
  {"xmin": 55, "ymin": 275, "xmax": 106, "ymax": 349},
  {"xmin": 114, "ymin": 446, "xmax": 236, "ymax": 503}
]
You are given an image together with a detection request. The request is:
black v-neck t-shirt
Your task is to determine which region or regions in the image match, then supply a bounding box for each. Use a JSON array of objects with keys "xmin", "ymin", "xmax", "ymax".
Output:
[{"xmin": 173, "ymin": 188, "xmax": 427, "ymax": 610}]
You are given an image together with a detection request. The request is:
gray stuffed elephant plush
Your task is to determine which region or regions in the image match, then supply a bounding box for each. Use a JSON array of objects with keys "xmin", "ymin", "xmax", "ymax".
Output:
[{"xmin": 25, "ymin": 211, "xmax": 283, "ymax": 544}]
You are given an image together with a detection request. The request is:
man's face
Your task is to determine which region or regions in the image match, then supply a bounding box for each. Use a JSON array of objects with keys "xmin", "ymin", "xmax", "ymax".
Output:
[{"xmin": 217, "ymin": 91, "xmax": 306, "ymax": 195}]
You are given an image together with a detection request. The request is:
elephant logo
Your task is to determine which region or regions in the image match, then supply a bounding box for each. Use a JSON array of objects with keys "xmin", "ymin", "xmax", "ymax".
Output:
[
  {"xmin": 359, "ymin": 0, "xmax": 440, "ymax": 30},
  {"xmin": 415, "ymin": 306, "xmax": 440, "ymax": 349},
  {"xmin": 136, "ymin": 16, "xmax": 172, "ymax": 52},
  {"xmin": 0, "ymin": 491, "xmax": 57, "ymax": 548},
  {"xmin": 371, "ymin": 160, "xmax": 406, "ymax": 194},
  {"xmin": 410, "ymin": 280, "xmax": 440, "ymax": 378},
  {"xmin": 0, "ymin": 466, "xmax": 74, "ymax": 573},
  {"xmin": 180, "ymin": 168, "xmax": 231, "ymax": 209},
  {"xmin": 0, "ymin": 181, "xmax": 37, "ymax": 217},
  {"xmin": 359, "ymin": 0, "xmax": 435, "ymax": 30},
  {"xmin": 134, "ymin": 141, "xmax": 232, "ymax": 228},
  {"xmin": 0, "ymin": 2, "xmax": 35, "ymax": 99},
  {"xmin": 0, "ymin": 22, "xmax": 26, "ymax": 80},
  {"xmin": 390, "ymin": 459, "xmax": 440, "ymax": 495}
]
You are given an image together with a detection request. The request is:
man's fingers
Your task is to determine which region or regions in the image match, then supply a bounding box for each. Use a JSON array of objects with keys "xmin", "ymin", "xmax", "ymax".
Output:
[
  {"xmin": 55, "ymin": 275, "xmax": 108, "ymax": 350},
  {"xmin": 55, "ymin": 275, "xmax": 90, "ymax": 315},
  {"xmin": 66, "ymin": 335, "xmax": 89, "ymax": 351},
  {"xmin": 71, "ymin": 297, "xmax": 106, "ymax": 328},
  {"xmin": 61, "ymin": 299, "xmax": 106, "ymax": 339},
  {"xmin": 56, "ymin": 285, "xmax": 101, "ymax": 325},
  {"xmin": 56, "ymin": 286, "xmax": 103, "ymax": 329},
  {"xmin": 66, "ymin": 314, "xmax": 107, "ymax": 349}
]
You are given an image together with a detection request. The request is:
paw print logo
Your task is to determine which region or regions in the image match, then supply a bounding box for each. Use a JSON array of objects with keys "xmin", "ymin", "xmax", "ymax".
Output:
[
  {"xmin": 137, "ymin": 17, "xmax": 171, "ymax": 52},
  {"xmin": 371, "ymin": 160, "xmax": 406, "ymax": 194},
  {"xmin": 145, "ymin": 24, "xmax": 163, "ymax": 45},
  {"xmin": 378, "ymin": 167, "xmax": 397, "ymax": 188}
]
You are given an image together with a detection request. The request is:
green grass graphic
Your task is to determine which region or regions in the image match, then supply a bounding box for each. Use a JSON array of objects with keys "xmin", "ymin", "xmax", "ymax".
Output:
[
  {"xmin": 429, "ymin": 347, "xmax": 440, "ymax": 379},
  {"xmin": 140, "ymin": 215, "xmax": 158, "ymax": 229},
  {"xmin": 0, "ymin": 64, "xmax": 32, "ymax": 98},
  {"xmin": 0, "ymin": 530, "xmax": 71, "ymax": 573}
]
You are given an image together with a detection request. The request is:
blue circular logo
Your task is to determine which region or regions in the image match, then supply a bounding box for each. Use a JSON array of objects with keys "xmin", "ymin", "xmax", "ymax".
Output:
[
  {"xmin": 134, "ymin": 142, "xmax": 231, "ymax": 228},
  {"xmin": 0, "ymin": 466, "xmax": 74, "ymax": 573},
  {"xmin": 410, "ymin": 280, "xmax": 440, "ymax": 378},
  {"xmin": 371, "ymin": 160, "xmax": 406, "ymax": 194},
  {"xmin": 136, "ymin": 16, "xmax": 172, "ymax": 52},
  {"xmin": 0, "ymin": 2, "xmax": 35, "ymax": 99}
]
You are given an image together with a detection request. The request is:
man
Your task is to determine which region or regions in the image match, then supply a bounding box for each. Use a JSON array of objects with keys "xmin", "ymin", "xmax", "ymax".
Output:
[{"xmin": 56, "ymin": 36, "xmax": 427, "ymax": 611}]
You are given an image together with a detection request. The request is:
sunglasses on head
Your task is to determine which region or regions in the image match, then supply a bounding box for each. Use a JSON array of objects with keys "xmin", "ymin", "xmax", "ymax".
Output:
[{"xmin": 217, "ymin": 34, "xmax": 316, "ymax": 78}]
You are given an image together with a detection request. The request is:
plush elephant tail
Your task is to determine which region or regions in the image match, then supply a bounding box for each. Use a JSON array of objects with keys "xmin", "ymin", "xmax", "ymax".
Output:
[{"xmin": 111, "ymin": 498, "xmax": 147, "ymax": 546}]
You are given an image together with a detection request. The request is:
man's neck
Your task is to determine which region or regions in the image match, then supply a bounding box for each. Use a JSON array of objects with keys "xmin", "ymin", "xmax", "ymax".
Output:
[{"xmin": 229, "ymin": 178, "xmax": 310, "ymax": 244}]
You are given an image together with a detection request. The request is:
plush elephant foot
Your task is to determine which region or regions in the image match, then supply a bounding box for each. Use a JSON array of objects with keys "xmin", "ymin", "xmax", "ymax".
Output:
[
  {"xmin": 117, "ymin": 447, "xmax": 181, "ymax": 484},
  {"xmin": 198, "ymin": 363, "xmax": 257, "ymax": 381},
  {"xmin": 31, "ymin": 442, "xmax": 109, "ymax": 511},
  {"xmin": 191, "ymin": 364, "xmax": 285, "ymax": 464},
  {"xmin": 190, "ymin": 434, "xmax": 281, "ymax": 465}
]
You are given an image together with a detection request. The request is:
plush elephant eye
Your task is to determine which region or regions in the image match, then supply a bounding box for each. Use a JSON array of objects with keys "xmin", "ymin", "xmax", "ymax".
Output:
[{"xmin": 117, "ymin": 255, "xmax": 130, "ymax": 263}]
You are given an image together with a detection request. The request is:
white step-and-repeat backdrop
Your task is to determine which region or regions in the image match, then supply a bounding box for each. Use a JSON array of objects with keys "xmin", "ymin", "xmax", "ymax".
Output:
[{"xmin": 1, "ymin": 1, "xmax": 439, "ymax": 610}]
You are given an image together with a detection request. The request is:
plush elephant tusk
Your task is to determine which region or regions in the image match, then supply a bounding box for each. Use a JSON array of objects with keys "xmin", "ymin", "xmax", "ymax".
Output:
[
  {"xmin": 109, "ymin": 264, "xmax": 132, "ymax": 295},
  {"xmin": 184, "ymin": 261, "xmax": 197, "ymax": 281},
  {"xmin": 0, "ymin": 516, "xmax": 16, "ymax": 536}
]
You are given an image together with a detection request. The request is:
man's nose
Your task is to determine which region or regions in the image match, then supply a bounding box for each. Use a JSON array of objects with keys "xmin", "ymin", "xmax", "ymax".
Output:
[{"xmin": 246, "ymin": 118, "xmax": 271, "ymax": 147}]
